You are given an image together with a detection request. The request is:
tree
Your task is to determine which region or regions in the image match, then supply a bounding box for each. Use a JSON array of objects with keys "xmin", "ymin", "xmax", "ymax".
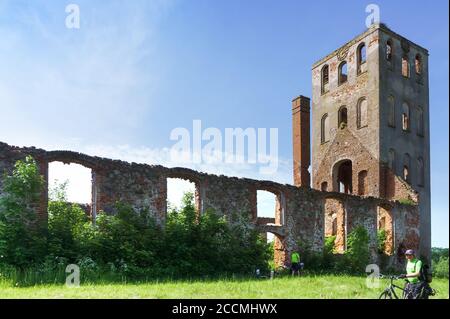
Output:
[{"xmin": 0, "ymin": 156, "xmax": 46, "ymax": 268}]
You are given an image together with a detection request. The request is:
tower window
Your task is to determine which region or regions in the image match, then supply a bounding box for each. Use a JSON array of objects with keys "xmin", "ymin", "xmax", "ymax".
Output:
[
  {"xmin": 321, "ymin": 114, "xmax": 330, "ymax": 143},
  {"xmin": 402, "ymin": 102, "xmax": 410, "ymax": 131},
  {"xmin": 338, "ymin": 61, "xmax": 348, "ymax": 85},
  {"xmin": 357, "ymin": 43, "xmax": 367, "ymax": 74},
  {"xmin": 321, "ymin": 65, "xmax": 329, "ymax": 94},
  {"xmin": 402, "ymin": 55, "xmax": 410, "ymax": 77},
  {"xmin": 403, "ymin": 166, "xmax": 410, "ymax": 184},
  {"xmin": 388, "ymin": 95, "xmax": 395, "ymax": 127},
  {"xmin": 338, "ymin": 106, "xmax": 348, "ymax": 129},
  {"xmin": 321, "ymin": 182, "xmax": 328, "ymax": 191},
  {"xmin": 386, "ymin": 40, "xmax": 393, "ymax": 61},
  {"xmin": 357, "ymin": 98, "xmax": 368, "ymax": 128},
  {"xmin": 415, "ymin": 54, "xmax": 422, "ymax": 75}
]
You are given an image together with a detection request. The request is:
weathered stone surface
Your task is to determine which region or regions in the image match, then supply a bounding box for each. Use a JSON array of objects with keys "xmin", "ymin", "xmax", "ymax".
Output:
[{"xmin": 0, "ymin": 141, "xmax": 420, "ymax": 269}]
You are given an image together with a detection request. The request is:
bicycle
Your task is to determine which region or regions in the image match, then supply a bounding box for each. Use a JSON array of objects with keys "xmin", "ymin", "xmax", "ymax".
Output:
[
  {"xmin": 254, "ymin": 265, "xmax": 290, "ymax": 279},
  {"xmin": 378, "ymin": 275, "xmax": 436, "ymax": 299},
  {"xmin": 378, "ymin": 275, "xmax": 407, "ymax": 299}
]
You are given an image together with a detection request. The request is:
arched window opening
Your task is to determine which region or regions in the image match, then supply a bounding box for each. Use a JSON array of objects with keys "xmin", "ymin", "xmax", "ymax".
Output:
[
  {"xmin": 257, "ymin": 189, "xmax": 283, "ymax": 225},
  {"xmin": 357, "ymin": 43, "xmax": 367, "ymax": 74},
  {"xmin": 333, "ymin": 160, "xmax": 353, "ymax": 194},
  {"xmin": 48, "ymin": 161, "xmax": 94, "ymax": 220},
  {"xmin": 338, "ymin": 61, "xmax": 348, "ymax": 85},
  {"xmin": 321, "ymin": 114, "xmax": 330, "ymax": 143},
  {"xmin": 403, "ymin": 166, "xmax": 410, "ymax": 184},
  {"xmin": 321, "ymin": 182, "xmax": 328, "ymax": 192},
  {"xmin": 257, "ymin": 190, "xmax": 276, "ymax": 221},
  {"xmin": 386, "ymin": 40, "xmax": 393, "ymax": 61},
  {"xmin": 402, "ymin": 55, "xmax": 410, "ymax": 77},
  {"xmin": 357, "ymin": 98, "xmax": 368, "ymax": 128},
  {"xmin": 167, "ymin": 177, "xmax": 200, "ymax": 214},
  {"xmin": 402, "ymin": 102, "xmax": 410, "ymax": 131},
  {"xmin": 358, "ymin": 170, "xmax": 368, "ymax": 195},
  {"xmin": 338, "ymin": 106, "xmax": 348, "ymax": 129},
  {"xmin": 415, "ymin": 54, "xmax": 422, "ymax": 74},
  {"xmin": 388, "ymin": 95, "xmax": 395, "ymax": 127},
  {"xmin": 321, "ymin": 65, "xmax": 330, "ymax": 94}
]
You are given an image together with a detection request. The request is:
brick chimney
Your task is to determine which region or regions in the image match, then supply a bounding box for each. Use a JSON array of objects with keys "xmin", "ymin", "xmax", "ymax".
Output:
[{"xmin": 292, "ymin": 95, "xmax": 310, "ymax": 187}]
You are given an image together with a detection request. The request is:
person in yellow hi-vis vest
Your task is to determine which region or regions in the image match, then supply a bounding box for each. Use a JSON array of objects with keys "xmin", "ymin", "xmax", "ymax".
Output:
[
  {"xmin": 290, "ymin": 251, "xmax": 301, "ymax": 276},
  {"xmin": 398, "ymin": 249, "xmax": 433, "ymax": 299}
]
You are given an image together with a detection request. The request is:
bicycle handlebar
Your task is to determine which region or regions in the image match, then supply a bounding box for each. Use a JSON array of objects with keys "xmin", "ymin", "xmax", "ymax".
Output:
[{"xmin": 378, "ymin": 274, "xmax": 403, "ymax": 280}]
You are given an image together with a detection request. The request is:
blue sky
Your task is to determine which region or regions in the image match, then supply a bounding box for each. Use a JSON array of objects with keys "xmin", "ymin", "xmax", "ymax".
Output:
[{"xmin": 0, "ymin": 0, "xmax": 448, "ymax": 247}]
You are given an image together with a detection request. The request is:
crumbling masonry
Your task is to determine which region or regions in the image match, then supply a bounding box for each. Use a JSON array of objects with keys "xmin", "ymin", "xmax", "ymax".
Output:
[{"xmin": 0, "ymin": 24, "xmax": 429, "ymax": 269}]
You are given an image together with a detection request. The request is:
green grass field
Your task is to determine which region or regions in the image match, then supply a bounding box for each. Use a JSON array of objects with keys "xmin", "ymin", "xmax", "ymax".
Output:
[{"xmin": 0, "ymin": 276, "xmax": 448, "ymax": 299}]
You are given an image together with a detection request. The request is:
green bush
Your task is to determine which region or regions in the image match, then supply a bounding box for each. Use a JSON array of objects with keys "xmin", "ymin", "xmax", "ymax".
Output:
[
  {"xmin": 49, "ymin": 189, "xmax": 269, "ymax": 279},
  {"xmin": 48, "ymin": 182, "xmax": 89, "ymax": 261},
  {"xmin": 345, "ymin": 226, "xmax": 370, "ymax": 273},
  {"xmin": 377, "ymin": 229, "xmax": 387, "ymax": 254},
  {"xmin": 322, "ymin": 235, "xmax": 337, "ymax": 270},
  {"xmin": 433, "ymin": 257, "xmax": 449, "ymax": 279},
  {"xmin": 324, "ymin": 235, "xmax": 336, "ymax": 254},
  {"xmin": 163, "ymin": 193, "xmax": 270, "ymax": 277},
  {"xmin": 0, "ymin": 156, "xmax": 46, "ymax": 268},
  {"xmin": 432, "ymin": 248, "xmax": 449, "ymax": 264}
]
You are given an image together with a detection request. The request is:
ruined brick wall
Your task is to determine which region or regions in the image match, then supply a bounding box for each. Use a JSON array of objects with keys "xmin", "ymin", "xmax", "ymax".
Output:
[
  {"xmin": 381, "ymin": 165, "xmax": 419, "ymax": 202},
  {"xmin": 0, "ymin": 141, "xmax": 420, "ymax": 269}
]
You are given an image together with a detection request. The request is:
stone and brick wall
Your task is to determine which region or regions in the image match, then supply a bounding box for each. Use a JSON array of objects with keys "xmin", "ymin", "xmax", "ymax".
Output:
[{"xmin": 0, "ymin": 141, "xmax": 420, "ymax": 269}]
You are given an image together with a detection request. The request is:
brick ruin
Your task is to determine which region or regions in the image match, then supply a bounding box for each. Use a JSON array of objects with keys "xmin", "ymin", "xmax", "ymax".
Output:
[
  {"xmin": 0, "ymin": 24, "xmax": 430, "ymax": 270},
  {"xmin": 0, "ymin": 141, "xmax": 419, "ymax": 269}
]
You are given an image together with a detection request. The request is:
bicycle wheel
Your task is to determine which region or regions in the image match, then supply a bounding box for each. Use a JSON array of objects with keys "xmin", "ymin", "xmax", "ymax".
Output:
[{"xmin": 379, "ymin": 290, "xmax": 393, "ymax": 299}]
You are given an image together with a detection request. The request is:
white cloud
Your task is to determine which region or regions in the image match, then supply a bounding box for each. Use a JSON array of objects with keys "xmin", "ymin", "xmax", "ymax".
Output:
[{"xmin": 0, "ymin": 0, "xmax": 176, "ymax": 145}]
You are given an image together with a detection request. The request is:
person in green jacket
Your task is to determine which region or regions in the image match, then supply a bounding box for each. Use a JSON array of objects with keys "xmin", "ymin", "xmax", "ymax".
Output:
[
  {"xmin": 399, "ymin": 249, "xmax": 431, "ymax": 299},
  {"xmin": 291, "ymin": 251, "xmax": 301, "ymax": 276}
]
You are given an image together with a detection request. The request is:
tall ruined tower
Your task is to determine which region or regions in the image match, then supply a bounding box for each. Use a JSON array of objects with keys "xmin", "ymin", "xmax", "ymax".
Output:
[{"xmin": 307, "ymin": 24, "xmax": 430, "ymax": 259}]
